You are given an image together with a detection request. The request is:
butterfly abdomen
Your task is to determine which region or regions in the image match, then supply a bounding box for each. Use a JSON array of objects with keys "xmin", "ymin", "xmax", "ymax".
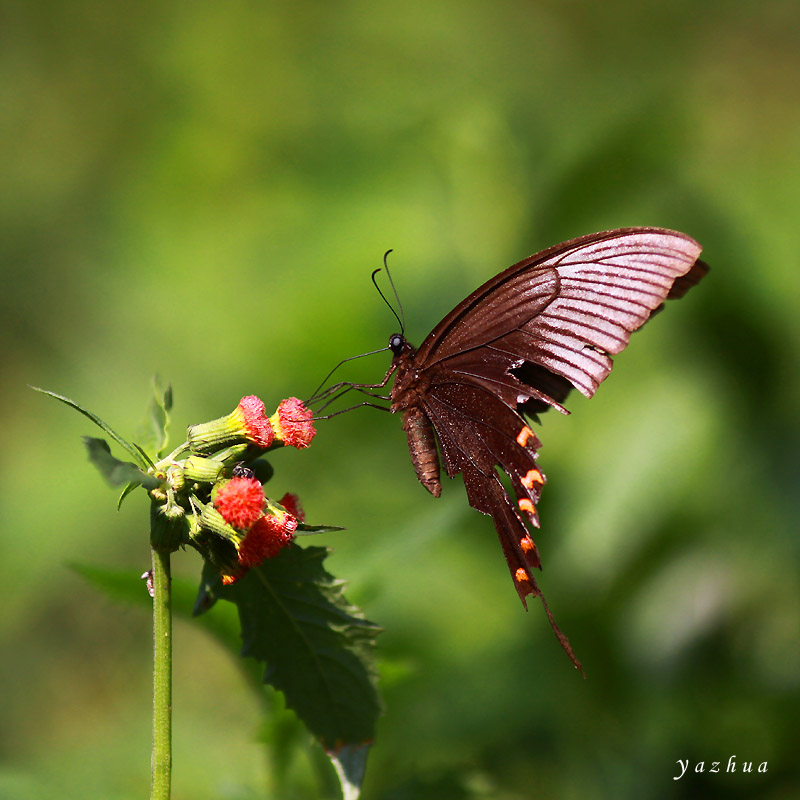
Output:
[{"xmin": 401, "ymin": 407, "xmax": 441, "ymax": 497}]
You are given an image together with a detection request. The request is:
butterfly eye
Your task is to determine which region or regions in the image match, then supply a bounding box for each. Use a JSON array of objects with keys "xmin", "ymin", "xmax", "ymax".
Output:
[{"xmin": 389, "ymin": 334, "xmax": 405, "ymax": 354}]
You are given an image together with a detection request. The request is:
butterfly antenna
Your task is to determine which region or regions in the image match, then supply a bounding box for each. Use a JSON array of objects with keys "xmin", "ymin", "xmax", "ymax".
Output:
[
  {"xmin": 371, "ymin": 250, "xmax": 404, "ymax": 335},
  {"xmin": 382, "ymin": 249, "xmax": 406, "ymax": 334}
]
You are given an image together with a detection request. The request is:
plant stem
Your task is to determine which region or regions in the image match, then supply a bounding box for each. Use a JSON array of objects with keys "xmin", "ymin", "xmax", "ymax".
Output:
[{"xmin": 151, "ymin": 547, "xmax": 173, "ymax": 799}]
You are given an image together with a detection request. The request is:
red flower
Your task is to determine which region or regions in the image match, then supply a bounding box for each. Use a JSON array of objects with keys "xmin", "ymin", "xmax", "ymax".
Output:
[
  {"xmin": 279, "ymin": 492, "xmax": 305, "ymax": 523},
  {"xmin": 237, "ymin": 511, "xmax": 298, "ymax": 567},
  {"xmin": 270, "ymin": 397, "xmax": 316, "ymax": 449},
  {"xmin": 187, "ymin": 394, "xmax": 274, "ymax": 453},
  {"xmin": 236, "ymin": 395, "xmax": 275, "ymax": 448},
  {"xmin": 213, "ymin": 476, "xmax": 265, "ymax": 529}
]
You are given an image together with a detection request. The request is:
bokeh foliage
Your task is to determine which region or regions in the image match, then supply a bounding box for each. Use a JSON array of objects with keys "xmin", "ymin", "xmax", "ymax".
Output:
[{"xmin": 1, "ymin": 1, "xmax": 799, "ymax": 798}]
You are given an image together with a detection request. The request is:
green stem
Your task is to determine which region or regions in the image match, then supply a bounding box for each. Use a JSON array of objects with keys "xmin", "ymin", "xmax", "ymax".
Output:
[{"xmin": 151, "ymin": 547, "xmax": 173, "ymax": 799}]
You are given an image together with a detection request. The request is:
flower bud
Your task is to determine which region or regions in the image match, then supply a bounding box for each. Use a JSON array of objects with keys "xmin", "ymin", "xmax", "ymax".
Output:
[
  {"xmin": 183, "ymin": 455, "xmax": 223, "ymax": 483},
  {"xmin": 166, "ymin": 464, "xmax": 185, "ymax": 492},
  {"xmin": 188, "ymin": 395, "xmax": 274, "ymax": 454},
  {"xmin": 198, "ymin": 503, "xmax": 241, "ymax": 546},
  {"xmin": 150, "ymin": 498, "xmax": 187, "ymax": 551}
]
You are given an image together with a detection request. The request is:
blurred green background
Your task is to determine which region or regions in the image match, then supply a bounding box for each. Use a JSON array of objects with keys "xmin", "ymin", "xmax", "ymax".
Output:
[{"xmin": 2, "ymin": 0, "xmax": 799, "ymax": 798}]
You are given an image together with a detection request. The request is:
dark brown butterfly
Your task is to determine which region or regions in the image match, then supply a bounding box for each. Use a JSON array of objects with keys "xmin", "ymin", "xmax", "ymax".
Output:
[
  {"xmin": 312, "ymin": 227, "xmax": 707, "ymax": 671},
  {"xmin": 383, "ymin": 228, "xmax": 707, "ymax": 670}
]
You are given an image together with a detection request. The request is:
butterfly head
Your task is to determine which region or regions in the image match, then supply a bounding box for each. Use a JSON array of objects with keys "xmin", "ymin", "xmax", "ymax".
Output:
[{"xmin": 388, "ymin": 333, "xmax": 407, "ymax": 356}]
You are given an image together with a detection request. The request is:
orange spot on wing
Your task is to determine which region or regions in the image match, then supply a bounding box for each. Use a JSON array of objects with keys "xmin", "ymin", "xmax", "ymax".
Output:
[
  {"xmin": 516, "ymin": 425, "xmax": 535, "ymax": 447},
  {"xmin": 515, "ymin": 567, "xmax": 529, "ymax": 583},
  {"xmin": 518, "ymin": 498, "xmax": 536, "ymax": 515},
  {"xmin": 521, "ymin": 468, "xmax": 544, "ymax": 489},
  {"xmin": 520, "ymin": 535, "xmax": 535, "ymax": 553}
]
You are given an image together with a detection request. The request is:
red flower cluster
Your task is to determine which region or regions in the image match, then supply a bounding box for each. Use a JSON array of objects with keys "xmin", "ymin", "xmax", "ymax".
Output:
[
  {"xmin": 185, "ymin": 393, "xmax": 321, "ymax": 585},
  {"xmin": 238, "ymin": 511, "xmax": 298, "ymax": 567},
  {"xmin": 203, "ymin": 473, "xmax": 302, "ymax": 582}
]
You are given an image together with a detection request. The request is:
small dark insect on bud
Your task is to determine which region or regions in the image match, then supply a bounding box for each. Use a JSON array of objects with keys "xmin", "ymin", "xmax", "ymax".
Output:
[{"xmin": 232, "ymin": 462, "xmax": 256, "ymax": 479}]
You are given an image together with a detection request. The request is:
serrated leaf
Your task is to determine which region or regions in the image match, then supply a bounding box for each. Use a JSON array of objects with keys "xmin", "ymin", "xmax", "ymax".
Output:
[
  {"xmin": 84, "ymin": 437, "xmax": 159, "ymax": 488},
  {"xmin": 134, "ymin": 377, "xmax": 173, "ymax": 458},
  {"xmin": 195, "ymin": 545, "xmax": 382, "ymax": 752},
  {"xmin": 295, "ymin": 523, "xmax": 347, "ymax": 535},
  {"xmin": 31, "ymin": 386, "xmax": 150, "ymax": 470}
]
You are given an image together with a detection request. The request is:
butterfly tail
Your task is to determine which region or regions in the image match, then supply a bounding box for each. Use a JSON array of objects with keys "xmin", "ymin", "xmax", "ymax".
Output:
[{"xmin": 462, "ymin": 465, "xmax": 583, "ymax": 673}]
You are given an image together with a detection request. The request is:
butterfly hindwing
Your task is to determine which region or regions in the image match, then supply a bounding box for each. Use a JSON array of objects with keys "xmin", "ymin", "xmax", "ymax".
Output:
[{"xmin": 421, "ymin": 384, "xmax": 585, "ymax": 670}]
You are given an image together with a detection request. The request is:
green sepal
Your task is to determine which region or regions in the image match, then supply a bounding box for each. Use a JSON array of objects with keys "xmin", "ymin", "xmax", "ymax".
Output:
[
  {"xmin": 31, "ymin": 386, "xmax": 151, "ymax": 470},
  {"xmin": 198, "ymin": 502, "xmax": 241, "ymax": 545},
  {"xmin": 183, "ymin": 455, "xmax": 223, "ymax": 484},
  {"xmin": 294, "ymin": 523, "xmax": 346, "ymax": 536},
  {"xmin": 194, "ymin": 545, "xmax": 383, "ymax": 751},
  {"xmin": 210, "ymin": 443, "xmax": 251, "ymax": 464},
  {"xmin": 84, "ymin": 437, "xmax": 159, "ymax": 489}
]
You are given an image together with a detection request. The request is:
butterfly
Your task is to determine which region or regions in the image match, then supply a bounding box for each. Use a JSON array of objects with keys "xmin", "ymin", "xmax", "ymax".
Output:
[{"xmin": 316, "ymin": 228, "xmax": 708, "ymax": 670}]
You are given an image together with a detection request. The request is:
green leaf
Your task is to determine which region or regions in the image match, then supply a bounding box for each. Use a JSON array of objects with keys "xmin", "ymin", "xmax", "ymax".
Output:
[
  {"xmin": 72, "ymin": 562, "xmax": 153, "ymax": 605},
  {"xmin": 83, "ymin": 437, "xmax": 159, "ymax": 488},
  {"xmin": 134, "ymin": 377, "xmax": 173, "ymax": 459},
  {"xmin": 31, "ymin": 386, "xmax": 150, "ymax": 470},
  {"xmin": 195, "ymin": 545, "xmax": 383, "ymax": 753},
  {"xmin": 295, "ymin": 523, "xmax": 347, "ymax": 536},
  {"xmin": 117, "ymin": 481, "xmax": 141, "ymax": 510}
]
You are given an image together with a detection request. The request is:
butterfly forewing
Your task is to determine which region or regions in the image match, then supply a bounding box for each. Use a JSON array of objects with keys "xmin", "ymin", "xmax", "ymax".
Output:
[{"xmin": 416, "ymin": 228, "xmax": 702, "ymax": 398}]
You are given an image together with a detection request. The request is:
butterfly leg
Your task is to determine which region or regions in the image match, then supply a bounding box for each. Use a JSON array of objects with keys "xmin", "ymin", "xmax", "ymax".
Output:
[
  {"xmin": 307, "ymin": 363, "xmax": 397, "ymax": 406},
  {"xmin": 313, "ymin": 401, "xmax": 392, "ymax": 420}
]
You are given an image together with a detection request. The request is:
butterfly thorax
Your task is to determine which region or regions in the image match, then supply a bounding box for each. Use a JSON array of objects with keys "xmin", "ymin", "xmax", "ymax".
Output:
[
  {"xmin": 387, "ymin": 334, "xmax": 442, "ymax": 497},
  {"xmin": 388, "ymin": 336, "xmax": 426, "ymax": 413}
]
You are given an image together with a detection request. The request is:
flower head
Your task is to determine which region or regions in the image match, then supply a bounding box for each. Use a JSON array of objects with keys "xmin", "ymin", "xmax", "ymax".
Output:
[
  {"xmin": 237, "ymin": 510, "xmax": 297, "ymax": 567},
  {"xmin": 188, "ymin": 395, "xmax": 274, "ymax": 454},
  {"xmin": 279, "ymin": 492, "xmax": 305, "ymax": 523},
  {"xmin": 270, "ymin": 397, "xmax": 316, "ymax": 449},
  {"xmin": 213, "ymin": 476, "xmax": 265, "ymax": 530},
  {"xmin": 236, "ymin": 396, "xmax": 275, "ymax": 448}
]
